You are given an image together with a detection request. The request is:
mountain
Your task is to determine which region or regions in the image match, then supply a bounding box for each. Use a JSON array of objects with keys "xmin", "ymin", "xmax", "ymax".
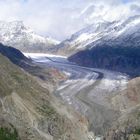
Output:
[
  {"xmin": 0, "ymin": 43, "xmax": 28, "ymax": 65},
  {"xmin": 52, "ymin": 19, "xmax": 113, "ymax": 56},
  {"xmin": 0, "ymin": 45, "xmax": 89, "ymax": 140},
  {"xmin": 53, "ymin": 15, "xmax": 140, "ymax": 56},
  {"xmin": 67, "ymin": 15, "xmax": 140, "ymax": 76},
  {"xmin": 0, "ymin": 21, "xmax": 59, "ymax": 52}
]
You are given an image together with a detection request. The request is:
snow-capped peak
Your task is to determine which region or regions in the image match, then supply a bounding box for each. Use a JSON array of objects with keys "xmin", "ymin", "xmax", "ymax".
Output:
[
  {"xmin": 46, "ymin": 37, "xmax": 60, "ymax": 45},
  {"xmin": 0, "ymin": 20, "xmax": 59, "ymax": 52},
  {"xmin": 55, "ymin": 15, "xmax": 140, "ymax": 55},
  {"xmin": 0, "ymin": 20, "xmax": 30, "ymax": 34}
]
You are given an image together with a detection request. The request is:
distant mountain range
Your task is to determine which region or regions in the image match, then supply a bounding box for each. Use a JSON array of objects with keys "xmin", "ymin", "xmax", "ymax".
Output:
[{"xmin": 0, "ymin": 21, "xmax": 59, "ymax": 52}]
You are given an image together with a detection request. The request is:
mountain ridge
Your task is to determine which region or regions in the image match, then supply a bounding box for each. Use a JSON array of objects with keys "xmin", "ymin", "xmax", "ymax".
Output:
[
  {"xmin": 65, "ymin": 15, "xmax": 140, "ymax": 76},
  {"xmin": 51, "ymin": 15, "xmax": 140, "ymax": 56},
  {"xmin": 0, "ymin": 21, "xmax": 59, "ymax": 53}
]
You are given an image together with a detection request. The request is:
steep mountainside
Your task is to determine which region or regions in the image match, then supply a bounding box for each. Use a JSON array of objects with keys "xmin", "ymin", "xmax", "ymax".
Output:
[
  {"xmin": 0, "ymin": 21, "xmax": 59, "ymax": 52},
  {"xmin": 53, "ymin": 15, "xmax": 140, "ymax": 56},
  {"xmin": 69, "ymin": 45, "xmax": 140, "ymax": 76},
  {"xmin": 0, "ymin": 43, "xmax": 65, "ymax": 88},
  {"xmin": 0, "ymin": 43, "xmax": 28, "ymax": 65},
  {"xmin": 0, "ymin": 53, "xmax": 89, "ymax": 140},
  {"xmin": 68, "ymin": 15, "xmax": 140, "ymax": 76},
  {"xmin": 105, "ymin": 77, "xmax": 140, "ymax": 140},
  {"xmin": 51, "ymin": 19, "xmax": 113, "ymax": 55}
]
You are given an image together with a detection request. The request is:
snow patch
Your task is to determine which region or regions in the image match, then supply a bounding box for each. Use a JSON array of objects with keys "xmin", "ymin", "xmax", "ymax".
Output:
[{"xmin": 24, "ymin": 53, "xmax": 67, "ymax": 58}]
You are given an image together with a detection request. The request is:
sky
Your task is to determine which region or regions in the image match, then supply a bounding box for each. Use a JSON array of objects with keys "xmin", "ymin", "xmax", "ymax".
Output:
[{"xmin": 0, "ymin": 0, "xmax": 140, "ymax": 41}]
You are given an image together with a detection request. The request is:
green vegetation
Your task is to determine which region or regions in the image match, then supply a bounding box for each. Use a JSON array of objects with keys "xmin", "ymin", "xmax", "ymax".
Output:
[
  {"xmin": 37, "ymin": 103, "xmax": 66, "ymax": 138},
  {"xmin": 37, "ymin": 103, "xmax": 57, "ymax": 118},
  {"xmin": 0, "ymin": 127, "xmax": 19, "ymax": 140},
  {"xmin": 11, "ymin": 72, "xmax": 24, "ymax": 84},
  {"xmin": 134, "ymin": 128, "xmax": 140, "ymax": 135}
]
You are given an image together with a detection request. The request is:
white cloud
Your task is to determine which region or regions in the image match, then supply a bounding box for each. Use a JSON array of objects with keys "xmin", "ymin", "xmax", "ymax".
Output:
[{"xmin": 0, "ymin": 0, "xmax": 140, "ymax": 40}]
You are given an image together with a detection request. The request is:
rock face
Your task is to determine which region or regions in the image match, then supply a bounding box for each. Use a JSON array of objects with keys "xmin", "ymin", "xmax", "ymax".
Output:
[
  {"xmin": 0, "ymin": 52, "xmax": 89, "ymax": 140},
  {"xmin": 105, "ymin": 77, "xmax": 140, "ymax": 140},
  {"xmin": 0, "ymin": 21, "xmax": 59, "ymax": 52},
  {"xmin": 67, "ymin": 15, "xmax": 140, "ymax": 76}
]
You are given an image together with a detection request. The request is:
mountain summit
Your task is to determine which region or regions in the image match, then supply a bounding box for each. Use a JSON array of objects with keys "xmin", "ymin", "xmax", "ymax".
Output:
[{"xmin": 0, "ymin": 21, "xmax": 59, "ymax": 52}]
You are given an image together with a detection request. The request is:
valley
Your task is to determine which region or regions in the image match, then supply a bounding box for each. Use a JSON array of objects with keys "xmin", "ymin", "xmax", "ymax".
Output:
[
  {"xmin": 0, "ymin": 17, "xmax": 140, "ymax": 139},
  {"xmin": 0, "ymin": 2, "xmax": 140, "ymax": 139},
  {"xmin": 25, "ymin": 53, "xmax": 129, "ymax": 139}
]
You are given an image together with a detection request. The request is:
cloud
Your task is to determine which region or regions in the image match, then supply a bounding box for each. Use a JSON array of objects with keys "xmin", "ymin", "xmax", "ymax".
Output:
[{"xmin": 0, "ymin": 0, "xmax": 140, "ymax": 40}]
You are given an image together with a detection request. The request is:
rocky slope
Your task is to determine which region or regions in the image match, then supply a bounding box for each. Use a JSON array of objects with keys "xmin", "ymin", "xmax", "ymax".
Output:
[
  {"xmin": 0, "ymin": 52, "xmax": 90, "ymax": 140},
  {"xmin": 0, "ymin": 21, "xmax": 59, "ymax": 52},
  {"xmin": 104, "ymin": 77, "xmax": 140, "ymax": 140}
]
